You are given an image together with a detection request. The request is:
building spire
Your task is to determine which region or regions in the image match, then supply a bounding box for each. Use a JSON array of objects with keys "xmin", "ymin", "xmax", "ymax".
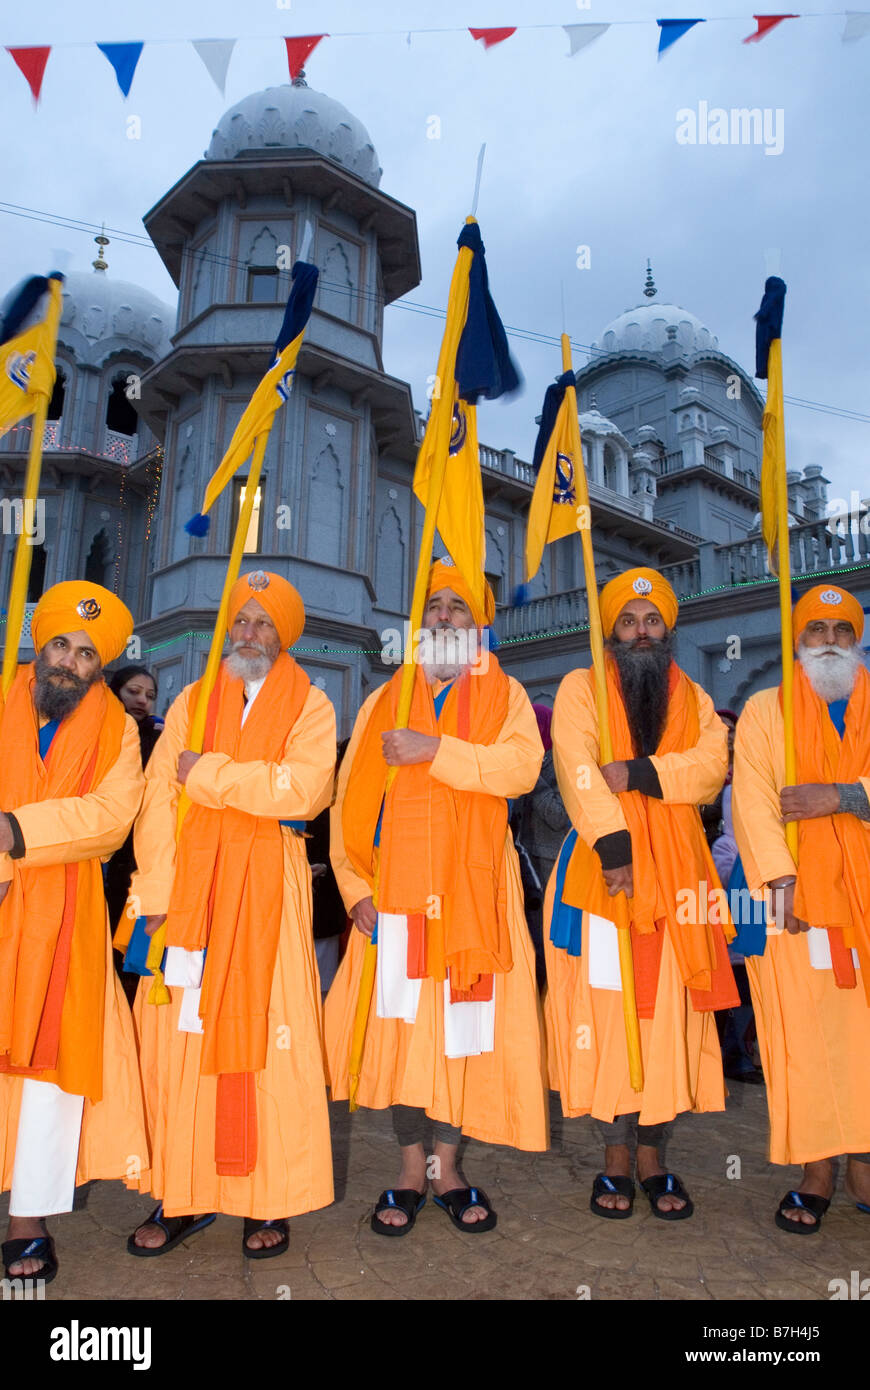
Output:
[
  {"xmin": 292, "ymin": 68, "xmax": 308, "ymax": 88},
  {"xmin": 643, "ymin": 259, "xmax": 656, "ymax": 299},
  {"xmin": 92, "ymin": 225, "xmax": 110, "ymax": 273}
]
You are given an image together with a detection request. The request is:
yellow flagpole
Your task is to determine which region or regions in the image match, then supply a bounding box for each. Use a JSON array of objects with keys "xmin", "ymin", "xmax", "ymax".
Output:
[
  {"xmin": 144, "ymin": 430, "xmax": 269, "ymax": 1001},
  {"xmin": 347, "ymin": 222, "xmax": 476, "ymax": 1109},
  {"xmin": 770, "ymin": 339, "xmax": 798, "ymax": 861},
  {"xmin": 2, "ymin": 280, "xmax": 63, "ymax": 697},
  {"xmin": 562, "ymin": 333, "xmax": 643, "ymax": 1092}
]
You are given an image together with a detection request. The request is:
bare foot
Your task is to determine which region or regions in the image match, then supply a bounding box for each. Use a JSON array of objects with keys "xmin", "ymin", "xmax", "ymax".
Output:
[
  {"xmin": 430, "ymin": 1138, "xmax": 488, "ymax": 1224},
  {"xmin": 636, "ymin": 1144, "xmax": 687, "ymax": 1214},
  {"xmin": 594, "ymin": 1144, "xmax": 633, "ymax": 1212},
  {"xmin": 5, "ymin": 1216, "xmax": 51, "ymax": 1277},
  {"xmin": 374, "ymin": 1142, "xmax": 428, "ymax": 1230},
  {"xmin": 244, "ymin": 1223, "xmax": 286, "ymax": 1251},
  {"xmin": 843, "ymin": 1158, "xmax": 870, "ymax": 1211},
  {"xmin": 132, "ymin": 1213, "xmax": 210, "ymax": 1249},
  {"xmin": 780, "ymin": 1158, "xmax": 835, "ymax": 1226}
]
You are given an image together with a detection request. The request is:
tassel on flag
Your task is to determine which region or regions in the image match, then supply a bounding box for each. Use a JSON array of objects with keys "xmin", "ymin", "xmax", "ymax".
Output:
[
  {"xmin": 743, "ymin": 14, "xmax": 798, "ymax": 43},
  {"xmin": 191, "ymin": 38, "xmax": 236, "ymax": 95},
  {"xmin": 842, "ymin": 11, "xmax": 870, "ymax": 41},
  {"xmin": 97, "ymin": 41, "xmax": 144, "ymax": 97},
  {"xmin": 468, "ymin": 27, "xmax": 517, "ymax": 50},
  {"xmin": 563, "ymin": 23, "xmax": 611, "ymax": 56},
  {"xmin": 284, "ymin": 34, "xmax": 327, "ymax": 79},
  {"xmin": 6, "ymin": 47, "xmax": 51, "ymax": 103},
  {"xmin": 657, "ymin": 19, "xmax": 706, "ymax": 56}
]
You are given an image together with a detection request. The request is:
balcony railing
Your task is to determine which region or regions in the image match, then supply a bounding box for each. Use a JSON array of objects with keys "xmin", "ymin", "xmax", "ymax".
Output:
[{"xmin": 497, "ymin": 558, "xmax": 701, "ymax": 643}]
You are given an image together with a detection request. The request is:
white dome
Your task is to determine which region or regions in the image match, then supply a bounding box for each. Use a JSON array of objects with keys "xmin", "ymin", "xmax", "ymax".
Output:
[
  {"xmin": 578, "ymin": 403, "xmax": 625, "ymax": 438},
  {"xmin": 205, "ymin": 82, "xmax": 382, "ymax": 187},
  {"xmin": 59, "ymin": 269, "xmax": 174, "ymax": 366},
  {"xmin": 593, "ymin": 301, "xmax": 718, "ymax": 356}
]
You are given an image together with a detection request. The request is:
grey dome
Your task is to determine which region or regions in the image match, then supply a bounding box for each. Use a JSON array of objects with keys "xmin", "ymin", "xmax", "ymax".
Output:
[
  {"xmin": 59, "ymin": 269, "xmax": 175, "ymax": 367},
  {"xmin": 594, "ymin": 301, "xmax": 718, "ymax": 356}
]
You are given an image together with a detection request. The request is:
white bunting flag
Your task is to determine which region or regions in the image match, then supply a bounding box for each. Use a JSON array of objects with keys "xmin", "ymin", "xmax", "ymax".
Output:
[
  {"xmin": 563, "ymin": 23, "xmax": 611, "ymax": 56},
  {"xmin": 192, "ymin": 38, "xmax": 236, "ymax": 94},
  {"xmin": 842, "ymin": 11, "xmax": 870, "ymax": 42}
]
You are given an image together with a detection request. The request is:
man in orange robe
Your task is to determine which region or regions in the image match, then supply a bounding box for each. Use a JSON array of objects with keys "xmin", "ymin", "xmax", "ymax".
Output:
[
  {"xmin": 325, "ymin": 559, "xmax": 547, "ymax": 1235},
  {"xmin": 0, "ymin": 581, "xmax": 146, "ymax": 1285},
  {"xmin": 545, "ymin": 568, "xmax": 738, "ymax": 1221},
  {"xmin": 125, "ymin": 570, "xmax": 336, "ymax": 1258},
  {"xmin": 732, "ymin": 582, "xmax": 870, "ymax": 1232}
]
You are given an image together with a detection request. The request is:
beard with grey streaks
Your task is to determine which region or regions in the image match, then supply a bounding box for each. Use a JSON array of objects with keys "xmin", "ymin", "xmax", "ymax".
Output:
[
  {"xmin": 607, "ymin": 629, "xmax": 674, "ymax": 757},
  {"xmin": 224, "ymin": 639, "xmax": 277, "ymax": 684},
  {"xmin": 34, "ymin": 648, "xmax": 102, "ymax": 721},
  {"xmin": 420, "ymin": 623, "xmax": 475, "ymax": 685},
  {"xmin": 798, "ymin": 641, "xmax": 864, "ymax": 702}
]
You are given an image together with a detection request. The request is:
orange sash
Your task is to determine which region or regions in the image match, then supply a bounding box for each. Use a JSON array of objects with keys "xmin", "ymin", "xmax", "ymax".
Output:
[
  {"xmin": 0, "ymin": 668, "xmax": 126, "ymax": 1100},
  {"xmin": 562, "ymin": 659, "xmax": 737, "ymax": 1017},
  {"xmin": 342, "ymin": 655, "xmax": 512, "ymax": 996},
  {"xmin": 790, "ymin": 663, "xmax": 870, "ymax": 999}
]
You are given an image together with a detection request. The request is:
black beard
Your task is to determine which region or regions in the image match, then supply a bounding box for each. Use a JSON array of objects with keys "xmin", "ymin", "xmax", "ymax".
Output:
[
  {"xmin": 34, "ymin": 649, "xmax": 101, "ymax": 720},
  {"xmin": 607, "ymin": 631, "xmax": 674, "ymax": 756}
]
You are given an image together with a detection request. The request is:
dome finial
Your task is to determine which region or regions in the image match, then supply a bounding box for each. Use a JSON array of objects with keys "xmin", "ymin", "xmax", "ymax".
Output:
[
  {"xmin": 643, "ymin": 259, "xmax": 656, "ymax": 299},
  {"xmin": 93, "ymin": 225, "xmax": 110, "ymax": 273},
  {"xmin": 292, "ymin": 68, "xmax": 308, "ymax": 88}
]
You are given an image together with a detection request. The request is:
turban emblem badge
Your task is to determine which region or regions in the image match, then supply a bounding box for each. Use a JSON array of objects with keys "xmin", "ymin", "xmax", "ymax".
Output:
[
  {"xmin": 819, "ymin": 589, "xmax": 842, "ymax": 605},
  {"xmin": 247, "ymin": 570, "xmax": 270, "ymax": 591},
  {"xmin": 76, "ymin": 597, "xmax": 102, "ymax": 621},
  {"xmin": 632, "ymin": 577, "xmax": 653, "ymax": 596}
]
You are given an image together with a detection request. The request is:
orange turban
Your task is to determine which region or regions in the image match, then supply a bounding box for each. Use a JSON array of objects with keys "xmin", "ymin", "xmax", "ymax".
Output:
[
  {"xmin": 426, "ymin": 558, "xmax": 495, "ymax": 627},
  {"xmin": 793, "ymin": 584, "xmax": 864, "ymax": 646},
  {"xmin": 31, "ymin": 580, "xmax": 134, "ymax": 667},
  {"xmin": 599, "ymin": 567, "xmax": 679, "ymax": 638},
  {"xmin": 227, "ymin": 570, "xmax": 305, "ymax": 649}
]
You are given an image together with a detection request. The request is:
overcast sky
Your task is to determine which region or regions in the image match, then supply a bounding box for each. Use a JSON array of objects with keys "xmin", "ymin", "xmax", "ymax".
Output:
[{"xmin": 2, "ymin": 0, "xmax": 867, "ymax": 508}]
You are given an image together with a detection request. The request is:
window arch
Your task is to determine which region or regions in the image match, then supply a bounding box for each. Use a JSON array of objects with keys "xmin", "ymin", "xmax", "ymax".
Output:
[
  {"xmin": 105, "ymin": 374, "xmax": 138, "ymax": 436},
  {"xmin": 47, "ymin": 366, "xmax": 66, "ymax": 422}
]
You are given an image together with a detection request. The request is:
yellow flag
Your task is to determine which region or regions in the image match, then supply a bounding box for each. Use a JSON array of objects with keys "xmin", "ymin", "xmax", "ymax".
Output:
[
  {"xmin": 525, "ymin": 371, "xmax": 584, "ymax": 582},
  {"xmin": 413, "ymin": 387, "xmax": 486, "ymax": 620},
  {"xmin": 0, "ymin": 277, "xmax": 62, "ymax": 439}
]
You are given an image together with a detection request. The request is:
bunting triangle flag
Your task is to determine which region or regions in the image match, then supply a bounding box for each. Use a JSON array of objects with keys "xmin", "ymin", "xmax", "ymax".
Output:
[
  {"xmin": 191, "ymin": 38, "xmax": 236, "ymax": 95},
  {"xmin": 563, "ymin": 24, "xmax": 611, "ymax": 56},
  {"xmin": 284, "ymin": 34, "xmax": 327, "ymax": 79},
  {"xmin": 842, "ymin": 11, "xmax": 870, "ymax": 41},
  {"xmin": 468, "ymin": 27, "xmax": 517, "ymax": 49},
  {"xmin": 97, "ymin": 41, "xmax": 144, "ymax": 97},
  {"xmin": 743, "ymin": 14, "xmax": 798, "ymax": 43},
  {"xmin": 657, "ymin": 19, "xmax": 705, "ymax": 56},
  {"xmin": 6, "ymin": 46, "xmax": 51, "ymax": 103}
]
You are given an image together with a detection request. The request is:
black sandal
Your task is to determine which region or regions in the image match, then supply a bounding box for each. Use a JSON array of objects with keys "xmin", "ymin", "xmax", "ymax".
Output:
[
  {"xmin": 432, "ymin": 1186, "xmax": 497, "ymax": 1233},
  {"xmin": 370, "ymin": 1189, "xmax": 426, "ymax": 1237},
  {"xmin": 775, "ymin": 1190, "xmax": 830, "ymax": 1234},
  {"xmin": 640, "ymin": 1173, "xmax": 694, "ymax": 1221},
  {"xmin": 2, "ymin": 1234, "xmax": 58, "ymax": 1285},
  {"xmin": 126, "ymin": 1203, "xmax": 217, "ymax": 1257},
  {"xmin": 590, "ymin": 1173, "xmax": 636, "ymax": 1220},
  {"xmin": 243, "ymin": 1217, "xmax": 290, "ymax": 1259}
]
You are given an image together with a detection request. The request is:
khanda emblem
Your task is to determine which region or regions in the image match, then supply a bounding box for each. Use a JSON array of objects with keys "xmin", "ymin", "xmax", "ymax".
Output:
[
  {"xmin": 449, "ymin": 401, "xmax": 468, "ymax": 456},
  {"xmin": 76, "ymin": 597, "xmax": 102, "ymax": 621},
  {"xmin": 274, "ymin": 364, "xmax": 296, "ymax": 403},
  {"xmin": 247, "ymin": 570, "xmax": 270, "ymax": 591},
  {"xmin": 6, "ymin": 349, "xmax": 37, "ymax": 393},
  {"xmin": 553, "ymin": 452, "xmax": 576, "ymax": 505}
]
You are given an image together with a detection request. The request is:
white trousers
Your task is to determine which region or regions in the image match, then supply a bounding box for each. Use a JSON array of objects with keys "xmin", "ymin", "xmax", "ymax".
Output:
[{"xmin": 9, "ymin": 1080, "xmax": 85, "ymax": 1217}]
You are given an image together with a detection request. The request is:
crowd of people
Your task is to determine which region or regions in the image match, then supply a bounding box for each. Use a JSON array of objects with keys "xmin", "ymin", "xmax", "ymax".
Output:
[{"xmin": 1, "ymin": 559, "xmax": 868, "ymax": 1285}]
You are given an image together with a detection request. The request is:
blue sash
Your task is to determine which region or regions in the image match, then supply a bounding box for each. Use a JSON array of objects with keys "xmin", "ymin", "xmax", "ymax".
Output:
[{"xmin": 548, "ymin": 829, "xmax": 583, "ymax": 957}]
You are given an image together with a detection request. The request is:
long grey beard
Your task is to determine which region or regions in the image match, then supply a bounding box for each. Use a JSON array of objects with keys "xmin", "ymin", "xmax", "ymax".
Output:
[
  {"xmin": 798, "ymin": 643, "xmax": 863, "ymax": 702},
  {"xmin": 224, "ymin": 642, "xmax": 275, "ymax": 683},
  {"xmin": 33, "ymin": 649, "xmax": 101, "ymax": 720},
  {"xmin": 421, "ymin": 626, "xmax": 475, "ymax": 685},
  {"xmin": 607, "ymin": 630, "xmax": 674, "ymax": 756}
]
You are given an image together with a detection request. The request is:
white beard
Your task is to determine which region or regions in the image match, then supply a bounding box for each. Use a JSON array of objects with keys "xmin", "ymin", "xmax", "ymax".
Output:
[
  {"xmin": 224, "ymin": 643, "xmax": 275, "ymax": 683},
  {"xmin": 420, "ymin": 626, "xmax": 475, "ymax": 685},
  {"xmin": 798, "ymin": 642, "xmax": 864, "ymax": 701}
]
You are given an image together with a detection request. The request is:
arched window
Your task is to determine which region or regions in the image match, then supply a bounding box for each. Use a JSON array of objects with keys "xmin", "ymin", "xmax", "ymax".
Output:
[
  {"xmin": 106, "ymin": 375, "xmax": 138, "ymax": 436},
  {"xmin": 603, "ymin": 443, "xmax": 620, "ymax": 492},
  {"xmin": 47, "ymin": 367, "xmax": 66, "ymax": 422},
  {"xmin": 84, "ymin": 528, "xmax": 111, "ymax": 586}
]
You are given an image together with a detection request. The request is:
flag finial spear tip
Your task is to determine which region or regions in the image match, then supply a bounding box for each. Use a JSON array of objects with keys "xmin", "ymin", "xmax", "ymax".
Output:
[
  {"xmin": 643, "ymin": 259, "xmax": 656, "ymax": 299},
  {"xmin": 292, "ymin": 68, "xmax": 308, "ymax": 87}
]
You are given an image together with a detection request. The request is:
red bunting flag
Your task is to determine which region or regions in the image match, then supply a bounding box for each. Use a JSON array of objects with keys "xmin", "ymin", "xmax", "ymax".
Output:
[
  {"xmin": 6, "ymin": 46, "xmax": 51, "ymax": 103},
  {"xmin": 284, "ymin": 34, "xmax": 328, "ymax": 79},
  {"xmin": 743, "ymin": 14, "xmax": 798, "ymax": 43},
  {"xmin": 468, "ymin": 27, "xmax": 517, "ymax": 49}
]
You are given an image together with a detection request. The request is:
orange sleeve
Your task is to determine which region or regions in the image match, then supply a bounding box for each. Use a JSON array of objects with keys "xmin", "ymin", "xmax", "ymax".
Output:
[
  {"xmin": 129, "ymin": 685, "xmax": 188, "ymax": 916},
  {"xmin": 429, "ymin": 678, "xmax": 543, "ymax": 797},
  {"xmin": 329, "ymin": 689, "xmax": 383, "ymax": 914},
  {"xmin": 648, "ymin": 681, "xmax": 728, "ymax": 805},
  {"xmin": 184, "ymin": 685, "xmax": 336, "ymax": 821},
  {"xmin": 551, "ymin": 667, "xmax": 627, "ymax": 847},
  {"xmin": 732, "ymin": 688, "xmax": 796, "ymax": 894},
  {"xmin": 8, "ymin": 716, "xmax": 144, "ymax": 868}
]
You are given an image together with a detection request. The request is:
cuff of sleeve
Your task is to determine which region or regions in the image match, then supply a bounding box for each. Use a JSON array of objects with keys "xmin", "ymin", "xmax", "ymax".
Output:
[
  {"xmin": 626, "ymin": 758, "xmax": 663, "ymax": 799},
  {"xmin": 835, "ymin": 782, "xmax": 870, "ymax": 820},
  {"xmin": 184, "ymin": 752, "xmax": 228, "ymax": 808},
  {"xmin": 594, "ymin": 830, "xmax": 632, "ymax": 871},
  {"xmin": 6, "ymin": 813, "xmax": 25, "ymax": 860}
]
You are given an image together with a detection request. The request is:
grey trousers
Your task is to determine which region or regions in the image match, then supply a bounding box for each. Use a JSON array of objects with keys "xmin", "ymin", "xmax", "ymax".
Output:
[
  {"xmin": 391, "ymin": 1105, "xmax": 462, "ymax": 1148},
  {"xmin": 596, "ymin": 1114, "xmax": 673, "ymax": 1155}
]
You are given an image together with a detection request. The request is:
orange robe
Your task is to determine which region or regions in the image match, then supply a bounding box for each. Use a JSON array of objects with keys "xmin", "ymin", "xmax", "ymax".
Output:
[
  {"xmin": 0, "ymin": 715, "xmax": 147, "ymax": 1190},
  {"xmin": 732, "ymin": 686, "xmax": 870, "ymax": 1164},
  {"xmin": 545, "ymin": 667, "xmax": 728, "ymax": 1124},
  {"xmin": 129, "ymin": 681, "xmax": 336, "ymax": 1219},
  {"xmin": 325, "ymin": 677, "xmax": 549, "ymax": 1151}
]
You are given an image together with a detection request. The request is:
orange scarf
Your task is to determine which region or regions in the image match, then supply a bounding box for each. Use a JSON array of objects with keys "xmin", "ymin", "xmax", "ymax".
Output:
[
  {"xmin": 791, "ymin": 662, "xmax": 870, "ymax": 999},
  {"xmin": 0, "ymin": 668, "xmax": 125, "ymax": 1100},
  {"xmin": 342, "ymin": 656, "xmax": 512, "ymax": 997},
  {"xmin": 562, "ymin": 659, "xmax": 737, "ymax": 1017}
]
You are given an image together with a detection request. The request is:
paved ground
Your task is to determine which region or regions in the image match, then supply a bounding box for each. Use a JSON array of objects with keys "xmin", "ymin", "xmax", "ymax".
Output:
[{"xmin": 2, "ymin": 1084, "xmax": 866, "ymax": 1301}]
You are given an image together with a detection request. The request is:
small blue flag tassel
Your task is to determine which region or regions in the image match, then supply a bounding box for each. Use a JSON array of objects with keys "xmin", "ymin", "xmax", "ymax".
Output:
[
  {"xmin": 512, "ymin": 582, "xmax": 531, "ymax": 608},
  {"xmin": 184, "ymin": 512, "xmax": 211, "ymax": 537}
]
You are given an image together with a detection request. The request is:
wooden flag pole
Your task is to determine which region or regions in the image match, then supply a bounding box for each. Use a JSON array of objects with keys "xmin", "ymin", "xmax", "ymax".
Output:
[
  {"xmin": 562, "ymin": 333, "xmax": 644, "ymax": 1092},
  {"xmin": 770, "ymin": 338, "xmax": 798, "ymax": 861}
]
